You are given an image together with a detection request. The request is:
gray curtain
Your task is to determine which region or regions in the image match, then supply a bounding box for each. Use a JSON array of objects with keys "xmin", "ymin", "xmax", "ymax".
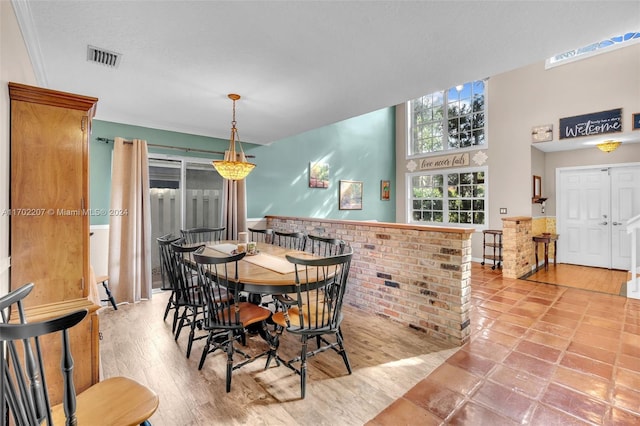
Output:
[{"xmin": 108, "ymin": 138, "xmax": 152, "ymax": 303}]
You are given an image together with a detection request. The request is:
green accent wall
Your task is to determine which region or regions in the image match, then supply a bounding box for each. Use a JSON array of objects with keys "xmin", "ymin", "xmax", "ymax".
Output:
[
  {"xmin": 245, "ymin": 107, "xmax": 396, "ymax": 221},
  {"xmin": 89, "ymin": 107, "xmax": 395, "ymax": 225}
]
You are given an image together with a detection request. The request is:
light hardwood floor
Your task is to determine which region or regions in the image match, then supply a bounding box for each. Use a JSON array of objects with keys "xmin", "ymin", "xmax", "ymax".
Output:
[
  {"xmin": 523, "ymin": 263, "xmax": 628, "ymax": 295},
  {"xmin": 98, "ymin": 290, "xmax": 457, "ymax": 425}
]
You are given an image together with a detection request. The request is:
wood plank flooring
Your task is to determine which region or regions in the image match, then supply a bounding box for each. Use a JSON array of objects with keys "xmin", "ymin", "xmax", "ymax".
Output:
[
  {"xmin": 524, "ymin": 263, "xmax": 628, "ymax": 295},
  {"xmin": 98, "ymin": 290, "xmax": 457, "ymax": 425}
]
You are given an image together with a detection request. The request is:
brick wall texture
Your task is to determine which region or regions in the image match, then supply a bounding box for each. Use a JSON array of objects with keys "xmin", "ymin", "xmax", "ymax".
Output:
[{"xmin": 266, "ymin": 216, "xmax": 473, "ymax": 346}]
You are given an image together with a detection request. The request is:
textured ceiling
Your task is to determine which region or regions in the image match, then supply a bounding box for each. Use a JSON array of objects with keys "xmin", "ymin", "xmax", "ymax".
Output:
[{"xmin": 13, "ymin": 0, "xmax": 640, "ymax": 145}]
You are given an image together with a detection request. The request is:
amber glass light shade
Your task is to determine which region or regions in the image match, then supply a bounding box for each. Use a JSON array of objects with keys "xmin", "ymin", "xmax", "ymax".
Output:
[{"xmin": 596, "ymin": 140, "xmax": 621, "ymax": 153}]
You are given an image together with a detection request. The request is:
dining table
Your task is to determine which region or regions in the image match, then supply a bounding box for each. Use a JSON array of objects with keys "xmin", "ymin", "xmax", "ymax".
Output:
[{"xmin": 195, "ymin": 240, "xmax": 319, "ymax": 294}]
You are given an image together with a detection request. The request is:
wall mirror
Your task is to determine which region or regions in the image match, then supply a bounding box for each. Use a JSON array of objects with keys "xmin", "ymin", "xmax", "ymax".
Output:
[{"xmin": 532, "ymin": 175, "xmax": 542, "ymax": 201}]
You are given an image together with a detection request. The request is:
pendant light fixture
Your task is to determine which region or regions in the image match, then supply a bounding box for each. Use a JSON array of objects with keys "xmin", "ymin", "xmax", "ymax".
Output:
[
  {"xmin": 212, "ymin": 94, "xmax": 256, "ymax": 180},
  {"xmin": 596, "ymin": 140, "xmax": 621, "ymax": 153}
]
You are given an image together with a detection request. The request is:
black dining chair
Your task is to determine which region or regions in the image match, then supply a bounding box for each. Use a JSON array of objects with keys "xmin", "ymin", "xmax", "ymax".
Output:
[
  {"xmin": 0, "ymin": 284, "xmax": 159, "ymax": 425},
  {"xmin": 248, "ymin": 227, "xmax": 273, "ymax": 244},
  {"xmin": 193, "ymin": 250, "xmax": 273, "ymax": 392},
  {"xmin": 181, "ymin": 227, "xmax": 225, "ymax": 244},
  {"xmin": 273, "ymin": 230, "xmax": 307, "ymax": 251},
  {"xmin": 158, "ymin": 234, "xmax": 182, "ymax": 329},
  {"xmin": 267, "ymin": 248, "xmax": 354, "ymax": 399},
  {"xmin": 307, "ymin": 234, "xmax": 346, "ymax": 256},
  {"xmin": 168, "ymin": 239, "xmax": 214, "ymax": 358}
]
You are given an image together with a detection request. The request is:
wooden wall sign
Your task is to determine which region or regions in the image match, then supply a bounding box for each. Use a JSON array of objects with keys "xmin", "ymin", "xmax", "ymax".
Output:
[
  {"xmin": 419, "ymin": 152, "xmax": 470, "ymax": 170},
  {"xmin": 559, "ymin": 108, "xmax": 622, "ymax": 139}
]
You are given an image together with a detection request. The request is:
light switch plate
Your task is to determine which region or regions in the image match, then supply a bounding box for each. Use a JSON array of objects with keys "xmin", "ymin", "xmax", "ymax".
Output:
[{"xmin": 500, "ymin": 208, "xmax": 507, "ymax": 214}]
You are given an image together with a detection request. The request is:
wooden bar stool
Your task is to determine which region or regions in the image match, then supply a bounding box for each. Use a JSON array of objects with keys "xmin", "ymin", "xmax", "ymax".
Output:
[{"xmin": 96, "ymin": 275, "xmax": 118, "ymax": 310}]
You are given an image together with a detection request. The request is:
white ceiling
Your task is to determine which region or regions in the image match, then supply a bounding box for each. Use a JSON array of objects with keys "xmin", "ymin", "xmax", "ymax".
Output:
[{"xmin": 13, "ymin": 0, "xmax": 640, "ymax": 145}]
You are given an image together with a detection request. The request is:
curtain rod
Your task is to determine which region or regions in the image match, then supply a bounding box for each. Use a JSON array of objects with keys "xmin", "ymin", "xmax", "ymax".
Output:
[{"xmin": 95, "ymin": 137, "xmax": 255, "ymax": 158}]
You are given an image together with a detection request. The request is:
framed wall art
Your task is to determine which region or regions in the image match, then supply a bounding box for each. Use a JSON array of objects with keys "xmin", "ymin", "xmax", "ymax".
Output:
[
  {"xmin": 309, "ymin": 162, "xmax": 329, "ymax": 188},
  {"xmin": 339, "ymin": 180, "xmax": 362, "ymax": 210},
  {"xmin": 380, "ymin": 180, "xmax": 390, "ymax": 200},
  {"xmin": 633, "ymin": 112, "xmax": 640, "ymax": 130}
]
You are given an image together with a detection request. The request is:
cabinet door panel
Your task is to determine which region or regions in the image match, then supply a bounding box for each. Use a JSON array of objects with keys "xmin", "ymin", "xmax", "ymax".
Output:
[{"xmin": 11, "ymin": 101, "xmax": 86, "ymax": 306}]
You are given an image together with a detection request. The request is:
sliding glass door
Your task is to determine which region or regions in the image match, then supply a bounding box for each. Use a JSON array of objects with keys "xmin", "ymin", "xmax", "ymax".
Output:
[{"xmin": 149, "ymin": 155, "xmax": 224, "ymax": 288}]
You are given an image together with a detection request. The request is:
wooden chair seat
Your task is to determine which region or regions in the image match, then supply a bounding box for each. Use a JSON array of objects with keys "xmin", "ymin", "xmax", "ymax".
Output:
[
  {"xmin": 51, "ymin": 376, "xmax": 159, "ymax": 426},
  {"xmin": 272, "ymin": 309, "xmax": 339, "ymax": 329}
]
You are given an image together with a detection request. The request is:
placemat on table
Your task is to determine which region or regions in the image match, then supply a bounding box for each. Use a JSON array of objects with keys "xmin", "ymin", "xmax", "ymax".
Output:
[
  {"xmin": 208, "ymin": 243, "xmax": 237, "ymax": 254},
  {"xmin": 243, "ymin": 253, "xmax": 297, "ymax": 274}
]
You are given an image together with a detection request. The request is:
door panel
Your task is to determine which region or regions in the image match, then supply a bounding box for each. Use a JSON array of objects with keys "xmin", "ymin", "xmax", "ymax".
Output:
[
  {"xmin": 611, "ymin": 166, "xmax": 640, "ymax": 270},
  {"xmin": 559, "ymin": 169, "xmax": 610, "ymax": 268}
]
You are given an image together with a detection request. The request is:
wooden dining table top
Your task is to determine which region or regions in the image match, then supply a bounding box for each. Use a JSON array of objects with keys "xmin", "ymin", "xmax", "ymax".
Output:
[{"xmin": 195, "ymin": 241, "xmax": 318, "ymax": 294}]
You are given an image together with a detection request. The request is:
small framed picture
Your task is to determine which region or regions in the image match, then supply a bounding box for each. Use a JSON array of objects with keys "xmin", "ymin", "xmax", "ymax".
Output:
[
  {"xmin": 339, "ymin": 180, "xmax": 362, "ymax": 210},
  {"xmin": 380, "ymin": 180, "xmax": 390, "ymax": 200},
  {"xmin": 309, "ymin": 162, "xmax": 329, "ymax": 188},
  {"xmin": 633, "ymin": 113, "xmax": 640, "ymax": 130}
]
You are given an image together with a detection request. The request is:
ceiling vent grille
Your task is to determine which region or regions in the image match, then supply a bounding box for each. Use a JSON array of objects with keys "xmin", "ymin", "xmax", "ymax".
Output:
[{"xmin": 87, "ymin": 45, "xmax": 121, "ymax": 68}]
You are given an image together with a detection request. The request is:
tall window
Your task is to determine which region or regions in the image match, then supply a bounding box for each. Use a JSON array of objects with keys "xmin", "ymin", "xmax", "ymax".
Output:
[
  {"xmin": 409, "ymin": 168, "xmax": 487, "ymax": 227},
  {"xmin": 409, "ymin": 80, "xmax": 486, "ymax": 156}
]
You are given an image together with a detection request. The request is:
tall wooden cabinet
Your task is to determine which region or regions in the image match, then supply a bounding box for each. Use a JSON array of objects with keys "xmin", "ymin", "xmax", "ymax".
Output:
[{"xmin": 8, "ymin": 82, "xmax": 100, "ymax": 403}]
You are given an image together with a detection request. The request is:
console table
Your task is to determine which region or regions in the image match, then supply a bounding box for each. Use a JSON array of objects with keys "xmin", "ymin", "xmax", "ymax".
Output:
[{"xmin": 533, "ymin": 233, "xmax": 558, "ymax": 271}]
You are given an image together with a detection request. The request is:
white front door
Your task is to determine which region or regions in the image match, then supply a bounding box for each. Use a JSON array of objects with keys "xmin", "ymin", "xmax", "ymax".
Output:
[
  {"xmin": 559, "ymin": 168, "xmax": 610, "ymax": 268},
  {"xmin": 611, "ymin": 166, "xmax": 640, "ymax": 270},
  {"xmin": 558, "ymin": 164, "xmax": 640, "ymax": 270}
]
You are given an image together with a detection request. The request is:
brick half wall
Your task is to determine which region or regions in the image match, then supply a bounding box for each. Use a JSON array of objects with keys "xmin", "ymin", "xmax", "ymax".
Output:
[{"xmin": 266, "ymin": 216, "xmax": 474, "ymax": 346}]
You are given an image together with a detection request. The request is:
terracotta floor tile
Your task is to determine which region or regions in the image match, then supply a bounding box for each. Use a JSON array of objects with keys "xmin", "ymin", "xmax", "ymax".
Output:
[
  {"xmin": 604, "ymin": 406, "xmax": 640, "ymax": 425},
  {"xmin": 404, "ymin": 378, "xmax": 465, "ymax": 420},
  {"xmin": 446, "ymin": 349, "xmax": 496, "ymax": 377},
  {"xmin": 541, "ymin": 383, "xmax": 607, "ymax": 424},
  {"xmin": 472, "ymin": 381, "xmax": 535, "ymax": 423},
  {"xmin": 566, "ymin": 341, "xmax": 616, "ymax": 365},
  {"xmin": 503, "ymin": 351, "xmax": 556, "ymax": 380},
  {"xmin": 546, "ymin": 307, "xmax": 583, "ymax": 320},
  {"xmin": 620, "ymin": 332, "xmax": 640, "ymax": 356},
  {"xmin": 497, "ymin": 312, "xmax": 536, "ymax": 328},
  {"xmin": 587, "ymin": 306, "xmax": 624, "ymax": 321},
  {"xmin": 539, "ymin": 313, "xmax": 579, "ymax": 329},
  {"xmin": 523, "ymin": 295, "xmax": 555, "ymax": 305},
  {"xmin": 509, "ymin": 306, "xmax": 546, "ymax": 319},
  {"xmin": 525, "ymin": 329, "xmax": 570, "ymax": 351},
  {"xmin": 552, "ymin": 301, "xmax": 587, "ymax": 314},
  {"xmin": 480, "ymin": 300, "xmax": 514, "ymax": 313},
  {"xmin": 463, "ymin": 337, "xmax": 511, "ymax": 363},
  {"xmin": 551, "ymin": 366, "xmax": 611, "ymax": 400},
  {"xmin": 475, "ymin": 328, "xmax": 520, "ymax": 349},
  {"xmin": 488, "ymin": 364, "xmax": 548, "ymax": 399},
  {"xmin": 490, "ymin": 321, "xmax": 528, "ymax": 338},
  {"xmin": 516, "ymin": 340, "xmax": 562, "ymax": 363},
  {"xmin": 617, "ymin": 353, "xmax": 640, "ymax": 373},
  {"xmin": 448, "ymin": 401, "xmax": 518, "ymax": 426},
  {"xmin": 582, "ymin": 315, "xmax": 623, "ymax": 331},
  {"xmin": 615, "ymin": 367, "xmax": 640, "ymax": 390},
  {"xmin": 531, "ymin": 321, "xmax": 574, "ymax": 339},
  {"xmin": 560, "ymin": 352, "xmax": 613, "ymax": 380},
  {"xmin": 529, "ymin": 404, "xmax": 592, "ymax": 426},
  {"xmin": 427, "ymin": 362, "xmax": 482, "ymax": 396},
  {"xmin": 612, "ymin": 385, "xmax": 640, "ymax": 414},
  {"xmin": 366, "ymin": 397, "xmax": 442, "ymax": 426},
  {"xmin": 572, "ymin": 330, "xmax": 620, "ymax": 352},
  {"xmin": 490, "ymin": 295, "xmax": 520, "ymax": 305},
  {"xmin": 624, "ymin": 322, "xmax": 640, "ymax": 334}
]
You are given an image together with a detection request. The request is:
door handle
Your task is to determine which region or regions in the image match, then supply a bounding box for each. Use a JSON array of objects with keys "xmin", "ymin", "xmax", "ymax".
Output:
[
  {"xmin": 612, "ymin": 222, "xmax": 623, "ymax": 226},
  {"xmin": 598, "ymin": 221, "xmax": 608, "ymax": 225}
]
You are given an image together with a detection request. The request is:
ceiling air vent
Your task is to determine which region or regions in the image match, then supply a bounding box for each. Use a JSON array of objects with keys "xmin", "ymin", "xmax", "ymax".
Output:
[{"xmin": 87, "ymin": 45, "xmax": 121, "ymax": 68}]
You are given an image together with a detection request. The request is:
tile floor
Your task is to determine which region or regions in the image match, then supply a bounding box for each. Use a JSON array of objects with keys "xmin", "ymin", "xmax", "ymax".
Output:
[{"xmin": 368, "ymin": 264, "xmax": 640, "ymax": 425}]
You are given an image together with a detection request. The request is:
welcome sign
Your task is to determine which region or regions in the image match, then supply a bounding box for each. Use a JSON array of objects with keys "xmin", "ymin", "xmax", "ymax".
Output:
[{"xmin": 559, "ymin": 108, "xmax": 622, "ymax": 139}]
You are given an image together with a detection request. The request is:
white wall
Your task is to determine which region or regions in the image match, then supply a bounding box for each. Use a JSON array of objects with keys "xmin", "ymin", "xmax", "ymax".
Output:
[{"xmin": 0, "ymin": 2, "xmax": 37, "ymax": 296}]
